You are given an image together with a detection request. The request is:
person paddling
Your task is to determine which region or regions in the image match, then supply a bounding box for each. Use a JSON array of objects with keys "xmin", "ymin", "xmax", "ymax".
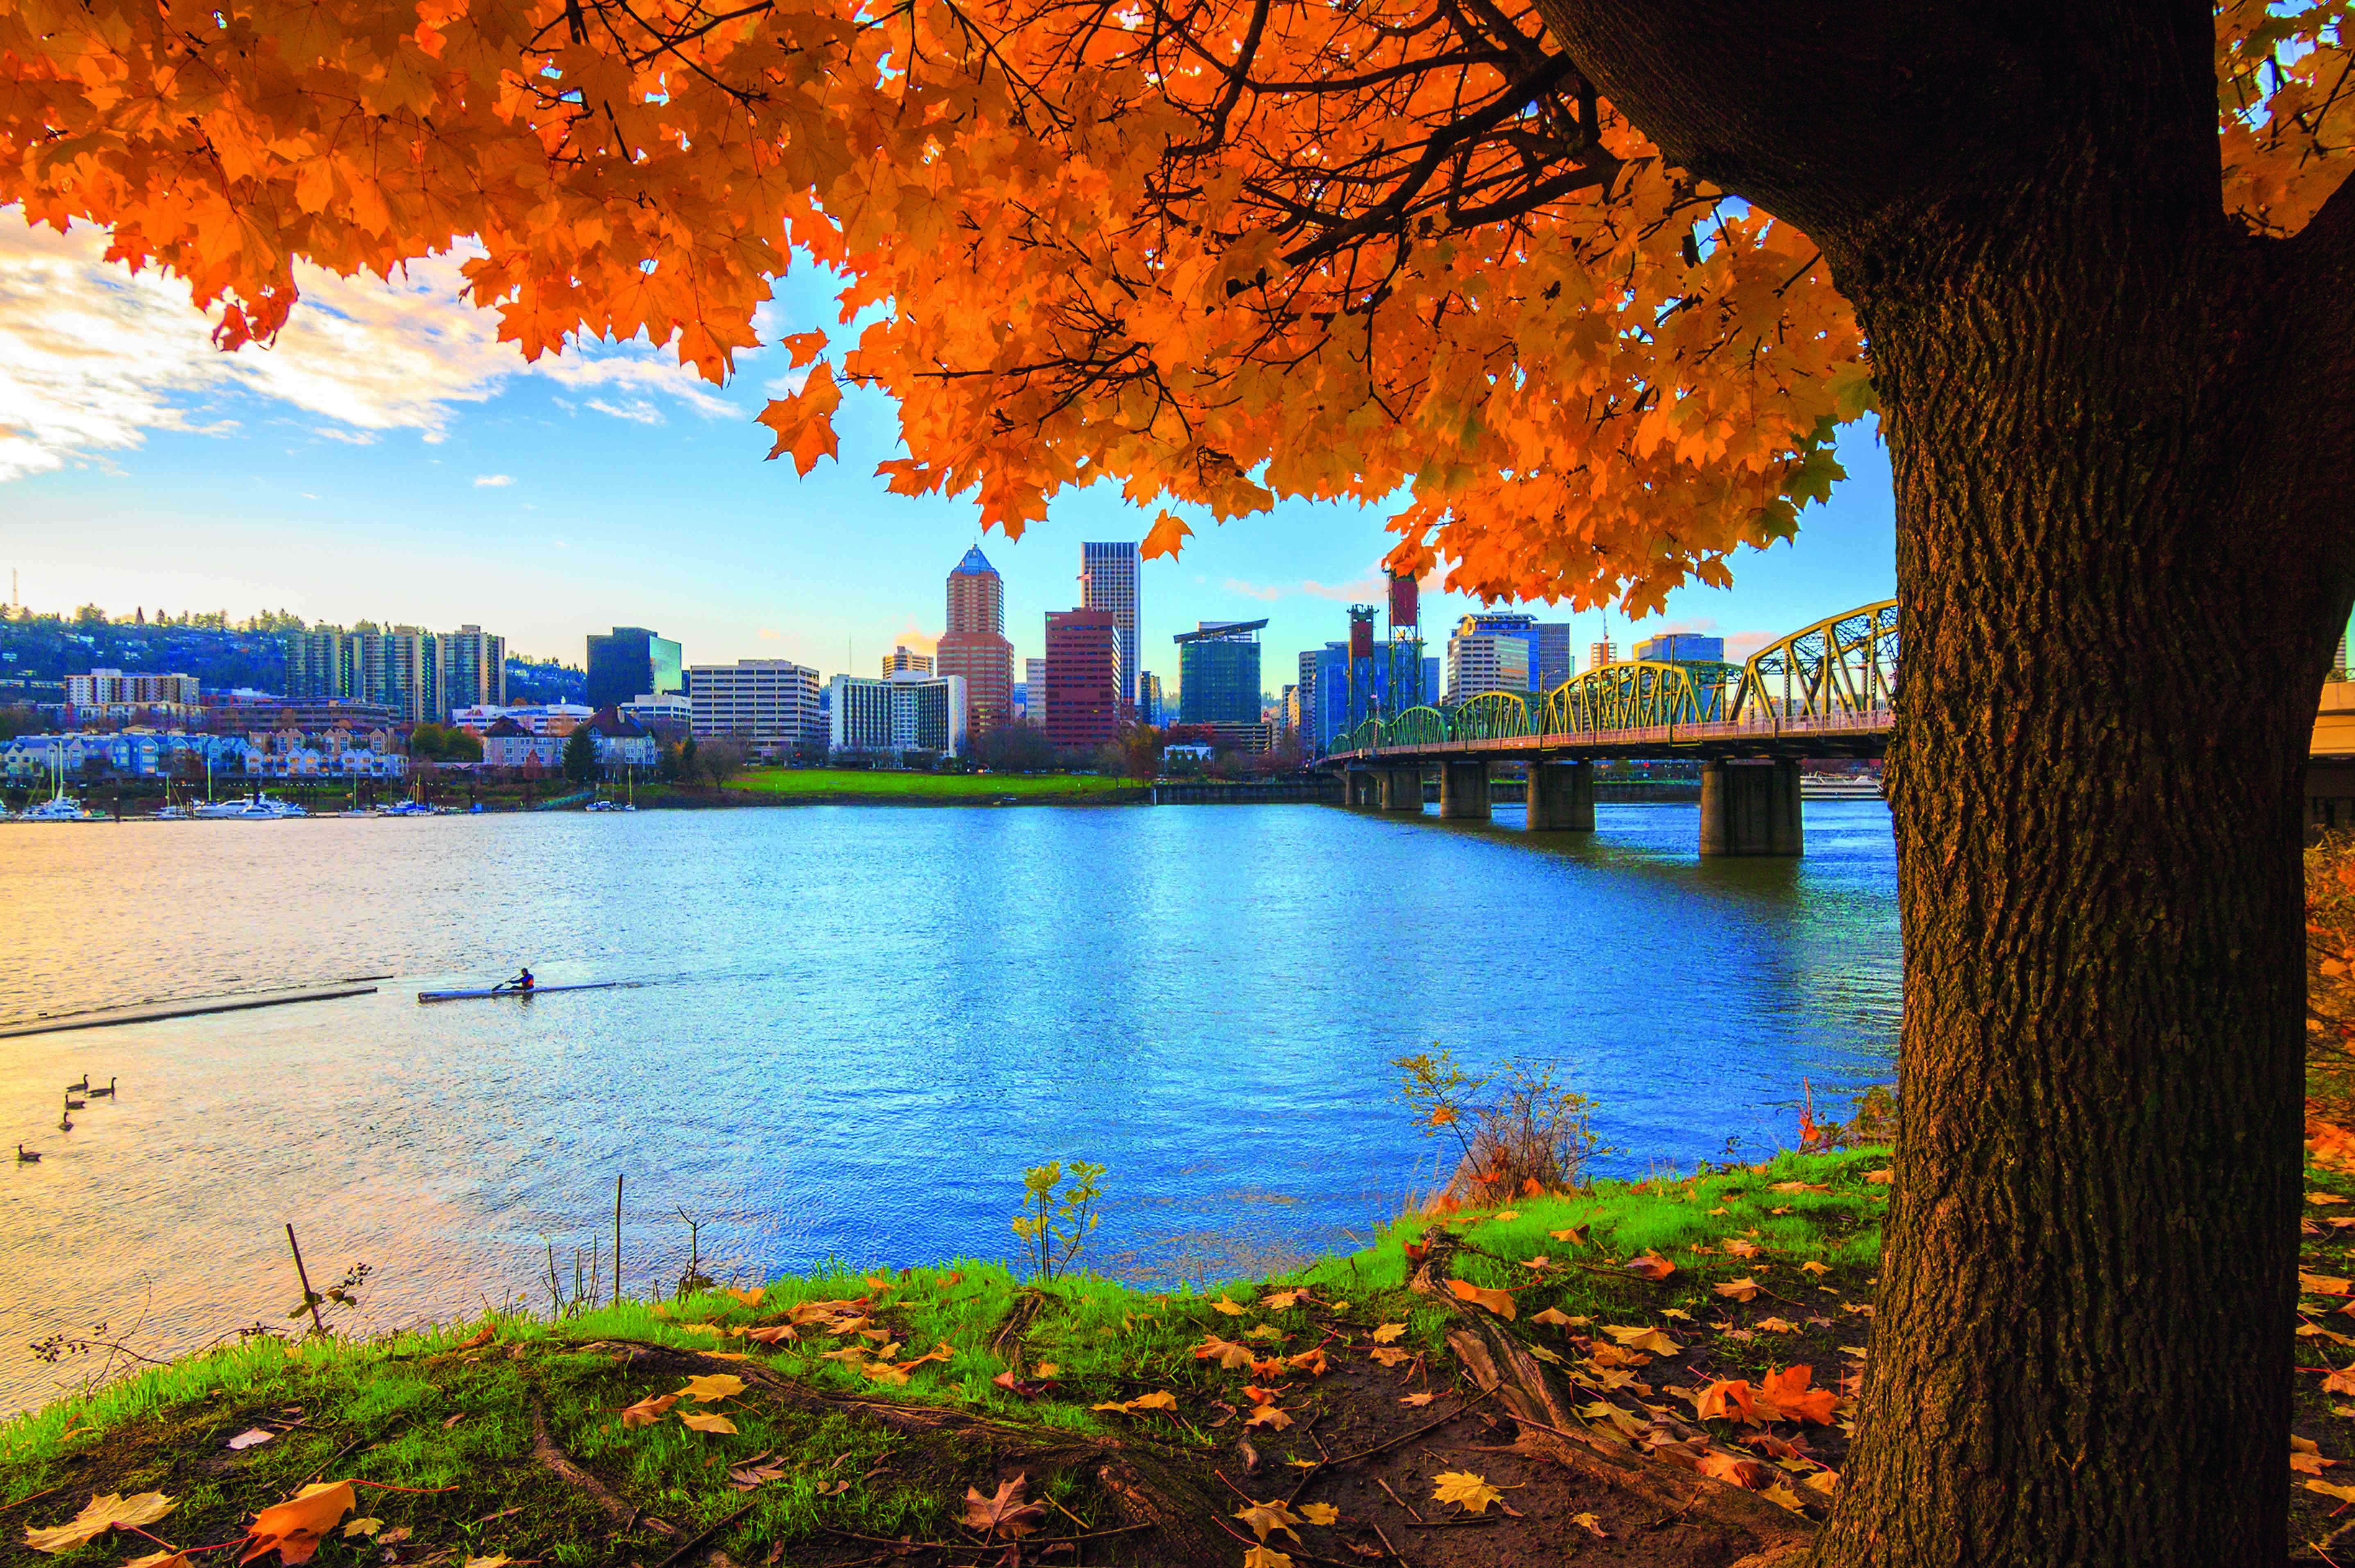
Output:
[{"xmin": 496, "ymin": 966, "xmax": 535, "ymax": 993}]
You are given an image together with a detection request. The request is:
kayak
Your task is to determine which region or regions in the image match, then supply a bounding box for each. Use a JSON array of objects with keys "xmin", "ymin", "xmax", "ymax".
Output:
[{"xmin": 416, "ymin": 981, "xmax": 635, "ymax": 1004}]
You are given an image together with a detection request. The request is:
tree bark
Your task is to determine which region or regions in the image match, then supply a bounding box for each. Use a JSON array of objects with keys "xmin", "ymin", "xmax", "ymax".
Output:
[{"xmin": 1524, "ymin": 3, "xmax": 2355, "ymax": 1562}]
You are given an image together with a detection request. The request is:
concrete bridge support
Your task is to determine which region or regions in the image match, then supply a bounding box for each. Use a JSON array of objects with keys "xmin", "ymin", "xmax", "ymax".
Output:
[
  {"xmin": 1699, "ymin": 759, "xmax": 1804, "ymax": 856},
  {"xmin": 1344, "ymin": 768, "xmax": 1377, "ymax": 807},
  {"xmin": 1378, "ymin": 766, "xmax": 1425, "ymax": 813},
  {"xmin": 1438, "ymin": 761, "xmax": 1491, "ymax": 821},
  {"xmin": 1527, "ymin": 760, "xmax": 1596, "ymax": 832}
]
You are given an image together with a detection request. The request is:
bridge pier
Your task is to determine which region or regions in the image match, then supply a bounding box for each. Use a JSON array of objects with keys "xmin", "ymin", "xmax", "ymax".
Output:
[
  {"xmin": 1527, "ymin": 760, "xmax": 1595, "ymax": 832},
  {"xmin": 1343, "ymin": 768, "xmax": 1377, "ymax": 807},
  {"xmin": 1378, "ymin": 766, "xmax": 1425, "ymax": 813},
  {"xmin": 1438, "ymin": 761, "xmax": 1491, "ymax": 821},
  {"xmin": 1699, "ymin": 759, "xmax": 1804, "ymax": 856}
]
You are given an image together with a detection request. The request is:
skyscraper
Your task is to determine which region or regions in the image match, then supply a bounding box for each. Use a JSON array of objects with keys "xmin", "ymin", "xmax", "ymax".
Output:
[
  {"xmin": 1535, "ymin": 622, "xmax": 1574, "ymax": 693},
  {"xmin": 1023, "ymin": 656, "xmax": 1049, "ymax": 729},
  {"xmin": 1588, "ymin": 638, "xmax": 1619, "ymax": 672},
  {"xmin": 1080, "ymin": 541, "xmax": 1140, "ymax": 714},
  {"xmin": 881, "ymin": 646, "xmax": 935, "ymax": 676},
  {"xmin": 935, "ymin": 545, "xmax": 1015, "ymax": 734},
  {"xmin": 440, "ymin": 625, "xmax": 506, "ymax": 711},
  {"xmin": 1175, "ymin": 621, "xmax": 1266, "ymax": 724},
  {"xmin": 587, "ymin": 627, "xmax": 683, "ymax": 711},
  {"xmin": 1447, "ymin": 614, "xmax": 1539, "ymax": 701},
  {"xmin": 1044, "ymin": 609, "xmax": 1120, "ymax": 749}
]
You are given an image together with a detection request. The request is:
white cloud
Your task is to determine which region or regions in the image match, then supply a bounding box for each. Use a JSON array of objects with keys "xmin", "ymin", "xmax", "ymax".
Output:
[
  {"xmin": 1222, "ymin": 578, "xmax": 1282, "ymax": 603},
  {"xmin": 762, "ymin": 365, "xmax": 813, "ymax": 397},
  {"xmin": 474, "ymin": 474, "xmax": 514, "ymax": 487},
  {"xmin": 0, "ymin": 220, "xmax": 741, "ymax": 482},
  {"xmin": 585, "ymin": 397, "xmax": 663, "ymax": 425}
]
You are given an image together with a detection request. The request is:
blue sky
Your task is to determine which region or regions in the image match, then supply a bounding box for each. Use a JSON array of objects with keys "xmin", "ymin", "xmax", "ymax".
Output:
[{"xmin": 0, "ymin": 218, "xmax": 1897, "ymax": 686}]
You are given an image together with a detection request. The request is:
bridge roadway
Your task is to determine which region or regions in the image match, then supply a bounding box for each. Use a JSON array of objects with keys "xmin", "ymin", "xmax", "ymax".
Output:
[{"xmin": 1318, "ymin": 600, "xmax": 1898, "ymax": 858}]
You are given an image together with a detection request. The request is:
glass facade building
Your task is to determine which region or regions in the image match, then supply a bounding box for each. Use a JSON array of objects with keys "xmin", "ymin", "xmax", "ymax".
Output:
[
  {"xmin": 1174, "ymin": 621, "xmax": 1265, "ymax": 724},
  {"xmin": 586, "ymin": 626, "xmax": 683, "ymax": 713}
]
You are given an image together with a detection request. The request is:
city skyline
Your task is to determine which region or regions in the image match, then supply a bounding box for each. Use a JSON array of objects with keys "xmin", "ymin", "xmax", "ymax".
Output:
[{"xmin": 0, "ymin": 222, "xmax": 1900, "ymax": 685}]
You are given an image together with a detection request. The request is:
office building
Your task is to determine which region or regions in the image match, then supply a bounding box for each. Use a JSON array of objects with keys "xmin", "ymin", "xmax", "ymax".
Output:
[
  {"xmin": 439, "ymin": 625, "xmax": 506, "ymax": 710},
  {"xmin": 1536, "ymin": 622, "xmax": 1574, "ymax": 693},
  {"xmin": 1137, "ymin": 671, "xmax": 1166, "ymax": 727},
  {"xmin": 1175, "ymin": 620, "xmax": 1266, "ymax": 724},
  {"xmin": 881, "ymin": 646, "xmax": 935, "ymax": 677},
  {"xmin": 935, "ymin": 546, "xmax": 1015, "ymax": 734},
  {"xmin": 828, "ymin": 671, "xmax": 968, "ymax": 759},
  {"xmin": 1589, "ymin": 638, "xmax": 1619, "ymax": 672},
  {"xmin": 688, "ymin": 659, "xmax": 822, "ymax": 757},
  {"xmin": 587, "ymin": 627, "xmax": 683, "ymax": 712},
  {"xmin": 1634, "ymin": 632, "xmax": 1727, "ymax": 664},
  {"xmin": 1295, "ymin": 650, "xmax": 1320, "ymax": 752},
  {"xmin": 1023, "ymin": 657, "xmax": 1050, "ymax": 730},
  {"xmin": 1044, "ymin": 609, "xmax": 1121, "ymax": 749},
  {"xmin": 1080, "ymin": 541, "xmax": 1140, "ymax": 713},
  {"xmin": 1280, "ymin": 684, "xmax": 1299, "ymax": 734},
  {"xmin": 1447, "ymin": 615, "xmax": 1537, "ymax": 702}
]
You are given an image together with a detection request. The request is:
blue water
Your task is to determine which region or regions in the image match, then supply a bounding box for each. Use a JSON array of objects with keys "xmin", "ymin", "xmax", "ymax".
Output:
[{"xmin": 0, "ymin": 801, "xmax": 1897, "ymax": 1411}]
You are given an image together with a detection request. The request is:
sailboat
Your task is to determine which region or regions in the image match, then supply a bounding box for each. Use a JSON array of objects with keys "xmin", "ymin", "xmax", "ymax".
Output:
[{"xmin": 22, "ymin": 748, "xmax": 98, "ymax": 822}]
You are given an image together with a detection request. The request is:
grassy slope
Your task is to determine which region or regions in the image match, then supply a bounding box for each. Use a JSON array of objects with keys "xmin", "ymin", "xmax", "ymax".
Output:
[
  {"xmin": 0, "ymin": 1150, "xmax": 1890, "ymax": 1564},
  {"xmin": 727, "ymin": 770, "xmax": 1134, "ymax": 800}
]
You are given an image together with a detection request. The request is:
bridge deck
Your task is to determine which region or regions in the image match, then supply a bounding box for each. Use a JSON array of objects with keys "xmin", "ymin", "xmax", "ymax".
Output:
[{"xmin": 1325, "ymin": 712, "xmax": 1891, "ymax": 765}]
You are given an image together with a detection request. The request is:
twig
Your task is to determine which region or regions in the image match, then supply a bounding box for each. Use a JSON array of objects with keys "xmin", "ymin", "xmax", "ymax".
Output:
[
  {"xmin": 1370, "ymin": 1521, "xmax": 1409, "ymax": 1565},
  {"xmin": 285, "ymin": 1224, "xmax": 325, "ymax": 1336},
  {"xmin": 0, "ymin": 1484, "xmax": 68, "ymax": 1515},
  {"xmin": 1376, "ymin": 1477, "xmax": 1424, "ymax": 1523},
  {"xmin": 653, "ymin": 1501, "xmax": 753, "ymax": 1568},
  {"xmin": 1326, "ymin": 1390, "xmax": 1491, "ymax": 1466},
  {"xmin": 301, "ymin": 1437, "xmax": 364, "ymax": 1485}
]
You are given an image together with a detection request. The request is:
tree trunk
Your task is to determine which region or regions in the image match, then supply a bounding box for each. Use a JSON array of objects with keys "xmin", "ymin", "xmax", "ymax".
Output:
[{"xmin": 1524, "ymin": 3, "xmax": 2355, "ymax": 1561}]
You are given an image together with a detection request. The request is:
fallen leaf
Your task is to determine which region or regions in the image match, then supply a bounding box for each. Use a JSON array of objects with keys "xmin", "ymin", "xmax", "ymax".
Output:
[
  {"xmin": 1400, "ymin": 1393, "xmax": 1437, "ymax": 1407},
  {"xmin": 728, "ymin": 1462, "xmax": 790, "ymax": 1491},
  {"xmin": 1212, "ymin": 1297, "xmax": 1247, "ymax": 1316},
  {"xmin": 1549, "ymin": 1225, "xmax": 1592, "ymax": 1245},
  {"xmin": 1761, "ymin": 1481, "xmax": 1810, "ymax": 1513},
  {"xmin": 726, "ymin": 1287, "xmax": 766, "ymax": 1307},
  {"xmin": 1369, "ymin": 1346, "xmax": 1411, "ymax": 1367},
  {"xmin": 1588, "ymin": 1343, "xmax": 1651, "ymax": 1369},
  {"xmin": 1242, "ymin": 1548, "xmax": 1295, "ymax": 1568},
  {"xmin": 746, "ymin": 1326, "xmax": 797, "ymax": 1345},
  {"xmin": 1625, "ymin": 1254, "xmax": 1676, "ymax": 1281},
  {"xmin": 1369, "ymin": 1322, "xmax": 1407, "ymax": 1343},
  {"xmin": 1445, "ymin": 1279, "xmax": 1516, "ymax": 1319},
  {"xmin": 1571, "ymin": 1511, "xmax": 1608, "ymax": 1538},
  {"xmin": 1194, "ymin": 1335, "xmax": 1257, "ymax": 1370},
  {"xmin": 2325, "ymin": 1366, "xmax": 2355, "ymax": 1395},
  {"xmin": 122, "ymin": 1554, "xmax": 192, "ymax": 1568},
  {"xmin": 1724, "ymin": 1238, "xmax": 1765, "ymax": 1260},
  {"xmin": 963, "ymin": 1476, "xmax": 1047, "ymax": 1541},
  {"xmin": 236, "ymin": 1481, "xmax": 354, "ymax": 1566},
  {"xmin": 342, "ymin": 1518, "xmax": 383, "ymax": 1539},
  {"xmin": 1754, "ymin": 1317, "xmax": 1800, "ymax": 1334},
  {"xmin": 1245, "ymin": 1405, "xmax": 1295, "ymax": 1430},
  {"xmin": 1754, "ymin": 1365, "xmax": 1840, "ymax": 1425},
  {"xmin": 2307, "ymin": 1479, "xmax": 2355, "ymax": 1503},
  {"xmin": 1864, "ymin": 1170, "xmax": 1893, "ymax": 1186},
  {"xmin": 449, "ymin": 1324, "xmax": 497, "ymax": 1352},
  {"xmin": 678, "ymin": 1374, "xmax": 745, "ymax": 1403},
  {"xmin": 1287, "ymin": 1348, "xmax": 1330, "ymax": 1376},
  {"xmin": 620, "ymin": 1392, "xmax": 683, "ymax": 1428},
  {"xmin": 2307, "ymin": 1273, "xmax": 2355, "ymax": 1297},
  {"xmin": 1800, "ymin": 1261, "xmax": 1832, "ymax": 1277},
  {"xmin": 25, "ymin": 1494, "xmax": 179, "ymax": 1555},
  {"xmin": 679, "ymin": 1410, "xmax": 739, "ymax": 1433},
  {"xmin": 1803, "ymin": 1470, "xmax": 1839, "ymax": 1495},
  {"xmin": 463, "ymin": 1557, "xmax": 510, "ymax": 1568},
  {"xmin": 1770, "ymin": 1181, "xmax": 1829, "ymax": 1195},
  {"xmin": 1034, "ymin": 1362, "xmax": 1060, "ymax": 1377},
  {"xmin": 2294, "ymin": 1450, "xmax": 2336, "ymax": 1474},
  {"xmin": 1232, "ymin": 1499, "xmax": 1302, "ymax": 1542},
  {"xmin": 1297, "ymin": 1503, "xmax": 1339, "ymax": 1526},
  {"xmin": 1698, "ymin": 1452, "xmax": 1776, "ymax": 1490},
  {"xmin": 1246, "ymin": 1325, "xmax": 1285, "ymax": 1342},
  {"xmin": 2314, "ymin": 1192, "xmax": 2350, "ymax": 1205},
  {"xmin": 1697, "ymin": 1380, "xmax": 1759, "ymax": 1425},
  {"xmin": 378, "ymin": 1529, "xmax": 411, "ymax": 1545},
  {"xmin": 1491, "ymin": 1210, "xmax": 1519, "ymax": 1222},
  {"xmin": 1430, "ymin": 1471, "xmax": 1504, "ymax": 1514},
  {"xmin": 1262, "ymin": 1290, "xmax": 1310, "ymax": 1310},
  {"xmin": 1092, "ymin": 1391, "xmax": 1179, "ymax": 1415},
  {"xmin": 1715, "ymin": 1279, "xmax": 1763, "ymax": 1303},
  {"xmin": 1603, "ymin": 1326, "xmax": 1682, "ymax": 1354},
  {"xmin": 228, "ymin": 1428, "xmax": 276, "ymax": 1451}
]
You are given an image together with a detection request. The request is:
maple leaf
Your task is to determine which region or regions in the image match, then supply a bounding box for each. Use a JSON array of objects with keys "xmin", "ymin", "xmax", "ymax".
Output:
[
  {"xmin": 1262, "ymin": 1289, "xmax": 1311, "ymax": 1310},
  {"xmin": 1754, "ymin": 1317, "xmax": 1800, "ymax": 1334},
  {"xmin": 963, "ymin": 1476, "xmax": 1048, "ymax": 1540},
  {"xmin": 2310, "ymin": 1479, "xmax": 2355, "ymax": 1504},
  {"xmin": 1571, "ymin": 1512, "xmax": 1609, "ymax": 1538},
  {"xmin": 2305, "ymin": 1272, "xmax": 2354, "ymax": 1296},
  {"xmin": 621, "ymin": 1392, "xmax": 683, "ymax": 1428},
  {"xmin": 1696, "ymin": 1380, "xmax": 1759, "ymax": 1425},
  {"xmin": 1232, "ymin": 1498, "xmax": 1302, "ymax": 1542},
  {"xmin": 1194, "ymin": 1335, "xmax": 1257, "ymax": 1370},
  {"xmin": 1370, "ymin": 1322, "xmax": 1407, "ymax": 1343},
  {"xmin": 725, "ymin": 1287, "xmax": 765, "ymax": 1307},
  {"xmin": 1093, "ymin": 1391, "xmax": 1179, "ymax": 1414},
  {"xmin": 1864, "ymin": 1170, "xmax": 1894, "ymax": 1186},
  {"xmin": 1715, "ymin": 1278, "xmax": 1763, "ymax": 1302},
  {"xmin": 1698, "ymin": 1452, "xmax": 1777, "ymax": 1490},
  {"xmin": 1603, "ymin": 1325, "xmax": 1682, "ymax": 1355},
  {"xmin": 1245, "ymin": 1404, "xmax": 1295, "ymax": 1430},
  {"xmin": 1369, "ymin": 1346, "xmax": 1411, "ymax": 1367},
  {"xmin": 123, "ymin": 1554, "xmax": 193, "ymax": 1568},
  {"xmin": 25, "ymin": 1493, "xmax": 177, "ymax": 1554},
  {"xmin": 1625, "ymin": 1254, "xmax": 1676, "ymax": 1282},
  {"xmin": 1549, "ymin": 1226, "xmax": 1592, "ymax": 1245},
  {"xmin": 1297, "ymin": 1503, "xmax": 1339, "ymax": 1525},
  {"xmin": 1212, "ymin": 1296, "xmax": 1248, "ymax": 1316},
  {"xmin": 1242, "ymin": 1549, "xmax": 1295, "ymax": 1568},
  {"xmin": 679, "ymin": 1373, "xmax": 745, "ymax": 1402},
  {"xmin": 1800, "ymin": 1261, "xmax": 1833, "ymax": 1277},
  {"xmin": 1804, "ymin": 1470, "xmax": 1839, "ymax": 1495},
  {"xmin": 1141, "ymin": 511, "xmax": 1195, "ymax": 560},
  {"xmin": 1445, "ymin": 1278, "xmax": 1516, "ymax": 1319},
  {"xmin": 1400, "ymin": 1394, "xmax": 1437, "ymax": 1407},
  {"xmin": 1430, "ymin": 1472, "xmax": 1503, "ymax": 1513},
  {"xmin": 1770, "ymin": 1181, "xmax": 1830, "ymax": 1194},
  {"xmin": 1754, "ymin": 1366, "xmax": 1840, "ymax": 1425},
  {"xmin": 756, "ymin": 371, "xmax": 841, "ymax": 477},
  {"xmin": 236, "ymin": 1482, "xmax": 355, "ymax": 1566},
  {"xmin": 1286, "ymin": 1348, "xmax": 1330, "ymax": 1376},
  {"xmin": 680, "ymin": 1411, "xmax": 740, "ymax": 1432}
]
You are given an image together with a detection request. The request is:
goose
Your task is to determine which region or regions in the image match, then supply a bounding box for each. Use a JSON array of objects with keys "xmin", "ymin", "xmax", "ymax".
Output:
[
  {"xmin": 87, "ymin": 1078, "xmax": 115, "ymax": 1099},
  {"xmin": 15, "ymin": 1144, "xmax": 38, "ymax": 1162},
  {"xmin": 63, "ymin": 1094, "xmax": 84, "ymax": 1111},
  {"xmin": 65, "ymin": 1074, "xmax": 88, "ymax": 1093},
  {"xmin": 57, "ymin": 1111, "xmax": 71, "ymax": 1133}
]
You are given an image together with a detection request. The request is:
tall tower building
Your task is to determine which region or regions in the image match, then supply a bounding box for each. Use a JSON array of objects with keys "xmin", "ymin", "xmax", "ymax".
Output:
[
  {"xmin": 1044, "ymin": 609, "xmax": 1121, "ymax": 749},
  {"xmin": 439, "ymin": 625, "xmax": 507, "ymax": 713},
  {"xmin": 1080, "ymin": 541, "xmax": 1140, "ymax": 715},
  {"xmin": 935, "ymin": 546, "xmax": 1014, "ymax": 735}
]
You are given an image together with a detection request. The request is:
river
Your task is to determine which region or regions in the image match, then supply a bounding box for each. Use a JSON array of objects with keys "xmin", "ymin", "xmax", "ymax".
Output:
[{"xmin": 0, "ymin": 800, "xmax": 1898, "ymax": 1413}]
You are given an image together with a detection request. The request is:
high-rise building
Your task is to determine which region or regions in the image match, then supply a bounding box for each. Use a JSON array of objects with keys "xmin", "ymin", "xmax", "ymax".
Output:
[
  {"xmin": 283, "ymin": 628, "xmax": 356, "ymax": 700},
  {"xmin": 1044, "ymin": 609, "xmax": 1120, "ymax": 749},
  {"xmin": 881, "ymin": 646, "xmax": 935, "ymax": 677},
  {"xmin": 1080, "ymin": 541, "xmax": 1140, "ymax": 713},
  {"xmin": 1588, "ymin": 638, "xmax": 1619, "ymax": 672},
  {"xmin": 1535, "ymin": 622, "xmax": 1574, "ymax": 693},
  {"xmin": 1137, "ymin": 671, "xmax": 1166, "ymax": 727},
  {"xmin": 1633, "ymin": 632, "xmax": 1727, "ymax": 664},
  {"xmin": 935, "ymin": 546, "xmax": 1014, "ymax": 735},
  {"xmin": 1023, "ymin": 657, "xmax": 1049, "ymax": 730},
  {"xmin": 587, "ymin": 627, "xmax": 683, "ymax": 712},
  {"xmin": 689, "ymin": 659, "xmax": 822, "ymax": 756},
  {"xmin": 828, "ymin": 672, "xmax": 968, "ymax": 758},
  {"xmin": 282, "ymin": 625, "xmax": 442, "ymax": 722},
  {"xmin": 1175, "ymin": 620, "xmax": 1266, "ymax": 724},
  {"xmin": 1447, "ymin": 614, "xmax": 1537, "ymax": 702},
  {"xmin": 439, "ymin": 625, "xmax": 506, "ymax": 711}
]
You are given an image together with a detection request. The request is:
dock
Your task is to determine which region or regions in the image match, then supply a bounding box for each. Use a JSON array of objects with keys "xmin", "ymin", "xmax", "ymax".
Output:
[{"xmin": 0, "ymin": 984, "xmax": 379, "ymax": 1040}]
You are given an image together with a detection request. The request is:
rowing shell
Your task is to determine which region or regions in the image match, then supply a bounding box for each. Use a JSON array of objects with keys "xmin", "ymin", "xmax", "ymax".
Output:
[{"xmin": 416, "ymin": 981, "xmax": 635, "ymax": 1004}]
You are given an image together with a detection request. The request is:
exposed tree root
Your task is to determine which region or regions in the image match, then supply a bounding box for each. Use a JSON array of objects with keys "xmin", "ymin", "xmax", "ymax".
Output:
[{"xmin": 1406, "ymin": 1227, "xmax": 1815, "ymax": 1556}]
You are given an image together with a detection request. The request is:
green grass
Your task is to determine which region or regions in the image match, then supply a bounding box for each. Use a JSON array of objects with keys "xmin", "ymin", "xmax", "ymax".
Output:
[
  {"xmin": 0, "ymin": 1150, "xmax": 1894, "ymax": 1564},
  {"xmin": 727, "ymin": 768, "xmax": 1136, "ymax": 799}
]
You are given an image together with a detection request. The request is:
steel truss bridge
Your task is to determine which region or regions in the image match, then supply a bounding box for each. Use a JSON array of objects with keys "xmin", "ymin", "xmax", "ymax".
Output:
[{"xmin": 1322, "ymin": 600, "xmax": 1898, "ymax": 765}]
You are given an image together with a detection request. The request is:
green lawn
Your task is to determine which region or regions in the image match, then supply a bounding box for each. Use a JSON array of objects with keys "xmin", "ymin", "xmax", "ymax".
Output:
[{"xmin": 728, "ymin": 768, "xmax": 1135, "ymax": 799}]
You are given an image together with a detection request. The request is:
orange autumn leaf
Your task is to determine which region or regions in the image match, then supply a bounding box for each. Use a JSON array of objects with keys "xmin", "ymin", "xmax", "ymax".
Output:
[
  {"xmin": 1753, "ymin": 1365, "xmax": 1840, "ymax": 1425},
  {"xmin": 1696, "ymin": 1380, "xmax": 1759, "ymax": 1425},
  {"xmin": 1624, "ymin": 1255, "xmax": 1677, "ymax": 1282},
  {"xmin": 1445, "ymin": 1278, "xmax": 1517, "ymax": 1320},
  {"xmin": 1697, "ymin": 1452, "xmax": 1777, "ymax": 1491},
  {"xmin": 236, "ymin": 1482, "xmax": 356, "ymax": 1566},
  {"xmin": 757, "ymin": 372, "xmax": 842, "ymax": 477}
]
